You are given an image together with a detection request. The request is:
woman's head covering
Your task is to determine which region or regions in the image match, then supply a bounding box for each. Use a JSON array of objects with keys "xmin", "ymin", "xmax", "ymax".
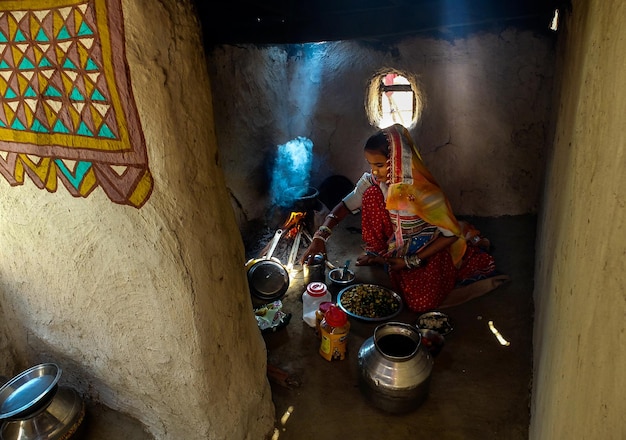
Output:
[{"xmin": 383, "ymin": 124, "xmax": 470, "ymax": 266}]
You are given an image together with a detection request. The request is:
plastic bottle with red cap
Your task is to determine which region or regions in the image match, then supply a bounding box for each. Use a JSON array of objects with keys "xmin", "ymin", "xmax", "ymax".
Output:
[
  {"xmin": 319, "ymin": 304, "xmax": 350, "ymax": 361},
  {"xmin": 302, "ymin": 282, "xmax": 331, "ymax": 328}
]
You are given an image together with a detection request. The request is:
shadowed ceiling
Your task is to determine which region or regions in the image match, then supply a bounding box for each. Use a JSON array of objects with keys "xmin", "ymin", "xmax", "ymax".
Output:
[{"xmin": 195, "ymin": 0, "xmax": 560, "ymax": 46}]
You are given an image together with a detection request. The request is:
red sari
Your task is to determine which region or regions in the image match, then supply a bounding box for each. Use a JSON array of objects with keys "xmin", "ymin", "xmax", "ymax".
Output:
[
  {"xmin": 361, "ymin": 136, "xmax": 495, "ymax": 312},
  {"xmin": 361, "ymin": 181, "xmax": 496, "ymax": 313},
  {"xmin": 343, "ymin": 124, "xmax": 498, "ymax": 312}
]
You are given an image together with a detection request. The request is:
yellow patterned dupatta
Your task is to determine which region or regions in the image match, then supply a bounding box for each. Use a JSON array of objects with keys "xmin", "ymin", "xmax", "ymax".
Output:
[{"xmin": 384, "ymin": 124, "xmax": 470, "ymax": 267}]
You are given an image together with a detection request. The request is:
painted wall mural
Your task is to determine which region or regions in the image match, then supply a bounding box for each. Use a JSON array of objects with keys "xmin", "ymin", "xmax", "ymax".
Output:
[{"xmin": 0, "ymin": 0, "xmax": 152, "ymax": 208}]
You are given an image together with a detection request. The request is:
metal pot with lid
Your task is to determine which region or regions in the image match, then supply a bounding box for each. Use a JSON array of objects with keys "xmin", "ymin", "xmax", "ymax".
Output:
[
  {"xmin": 0, "ymin": 387, "xmax": 85, "ymax": 440},
  {"xmin": 0, "ymin": 363, "xmax": 85, "ymax": 440},
  {"xmin": 0, "ymin": 363, "xmax": 62, "ymax": 422}
]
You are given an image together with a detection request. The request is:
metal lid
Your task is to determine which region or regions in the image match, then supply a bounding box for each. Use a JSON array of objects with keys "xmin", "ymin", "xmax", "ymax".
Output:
[
  {"xmin": 306, "ymin": 253, "xmax": 325, "ymax": 266},
  {"xmin": 248, "ymin": 261, "xmax": 289, "ymax": 300}
]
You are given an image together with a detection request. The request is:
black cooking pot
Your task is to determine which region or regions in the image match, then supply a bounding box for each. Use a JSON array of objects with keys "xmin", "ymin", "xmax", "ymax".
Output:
[
  {"xmin": 286, "ymin": 186, "xmax": 319, "ymax": 212},
  {"xmin": 246, "ymin": 230, "xmax": 289, "ymax": 302}
]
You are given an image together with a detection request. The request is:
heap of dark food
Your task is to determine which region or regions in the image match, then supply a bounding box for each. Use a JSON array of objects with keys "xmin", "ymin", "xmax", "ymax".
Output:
[{"xmin": 338, "ymin": 284, "xmax": 401, "ymax": 321}]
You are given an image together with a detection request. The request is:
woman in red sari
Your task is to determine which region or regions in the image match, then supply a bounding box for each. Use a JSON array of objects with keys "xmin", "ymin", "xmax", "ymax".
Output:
[{"xmin": 302, "ymin": 124, "xmax": 498, "ymax": 313}]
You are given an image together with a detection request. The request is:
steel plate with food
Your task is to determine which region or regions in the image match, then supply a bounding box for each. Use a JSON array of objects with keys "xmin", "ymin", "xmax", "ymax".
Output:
[{"xmin": 337, "ymin": 284, "xmax": 403, "ymax": 322}]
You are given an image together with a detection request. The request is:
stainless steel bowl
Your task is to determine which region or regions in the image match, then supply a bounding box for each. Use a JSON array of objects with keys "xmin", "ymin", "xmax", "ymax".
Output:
[{"xmin": 328, "ymin": 267, "xmax": 355, "ymax": 285}]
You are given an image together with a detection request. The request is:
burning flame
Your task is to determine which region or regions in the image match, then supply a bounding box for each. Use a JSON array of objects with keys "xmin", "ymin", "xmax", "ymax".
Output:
[{"xmin": 282, "ymin": 211, "xmax": 305, "ymax": 231}]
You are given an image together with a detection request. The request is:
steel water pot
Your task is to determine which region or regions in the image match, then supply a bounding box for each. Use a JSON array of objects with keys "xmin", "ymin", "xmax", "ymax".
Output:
[{"xmin": 357, "ymin": 321, "xmax": 433, "ymax": 413}]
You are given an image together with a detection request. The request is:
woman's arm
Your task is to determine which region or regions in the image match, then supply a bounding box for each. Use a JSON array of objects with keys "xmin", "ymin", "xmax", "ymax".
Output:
[
  {"xmin": 393, "ymin": 234, "xmax": 458, "ymax": 271},
  {"xmin": 299, "ymin": 202, "xmax": 351, "ymax": 264},
  {"xmin": 414, "ymin": 235, "xmax": 458, "ymax": 260},
  {"xmin": 358, "ymin": 234, "xmax": 459, "ymax": 271}
]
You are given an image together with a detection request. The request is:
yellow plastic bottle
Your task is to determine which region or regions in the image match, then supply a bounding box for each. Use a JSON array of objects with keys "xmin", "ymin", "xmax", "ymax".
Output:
[{"xmin": 319, "ymin": 304, "xmax": 350, "ymax": 361}]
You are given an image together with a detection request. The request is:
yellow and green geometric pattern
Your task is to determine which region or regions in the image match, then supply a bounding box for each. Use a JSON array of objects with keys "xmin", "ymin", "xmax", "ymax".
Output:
[{"xmin": 0, "ymin": 0, "xmax": 152, "ymax": 208}]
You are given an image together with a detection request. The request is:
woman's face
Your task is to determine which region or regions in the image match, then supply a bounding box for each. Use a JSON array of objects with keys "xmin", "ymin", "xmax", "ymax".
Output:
[{"xmin": 364, "ymin": 150, "xmax": 389, "ymax": 183}]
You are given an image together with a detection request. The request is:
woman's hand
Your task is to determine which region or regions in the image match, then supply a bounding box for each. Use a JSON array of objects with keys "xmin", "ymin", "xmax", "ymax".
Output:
[
  {"xmin": 299, "ymin": 203, "xmax": 350, "ymax": 265},
  {"xmin": 356, "ymin": 253, "xmax": 384, "ymax": 266},
  {"xmin": 299, "ymin": 238, "xmax": 326, "ymax": 265},
  {"xmin": 356, "ymin": 255, "xmax": 422, "ymax": 271},
  {"xmin": 385, "ymin": 257, "xmax": 407, "ymax": 272}
]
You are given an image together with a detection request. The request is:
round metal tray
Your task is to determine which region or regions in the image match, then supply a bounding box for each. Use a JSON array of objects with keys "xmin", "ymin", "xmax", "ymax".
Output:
[
  {"xmin": 337, "ymin": 283, "xmax": 403, "ymax": 322},
  {"xmin": 0, "ymin": 363, "xmax": 62, "ymax": 420}
]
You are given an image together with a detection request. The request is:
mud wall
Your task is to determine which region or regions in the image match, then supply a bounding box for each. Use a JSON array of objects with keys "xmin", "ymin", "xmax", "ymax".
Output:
[
  {"xmin": 0, "ymin": 0, "xmax": 274, "ymax": 438},
  {"xmin": 207, "ymin": 27, "xmax": 556, "ymax": 229},
  {"xmin": 531, "ymin": 1, "xmax": 626, "ymax": 438}
]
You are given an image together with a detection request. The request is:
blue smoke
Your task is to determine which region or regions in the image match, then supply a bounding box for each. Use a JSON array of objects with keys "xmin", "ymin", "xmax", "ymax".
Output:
[{"xmin": 270, "ymin": 136, "xmax": 313, "ymax": 208}]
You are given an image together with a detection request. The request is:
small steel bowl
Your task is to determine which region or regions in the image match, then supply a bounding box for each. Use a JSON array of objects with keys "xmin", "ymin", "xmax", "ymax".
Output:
[
  {"xmin": 328, "ymin": 268, "xmax": 356, "ymax": 285},
  {"xmin": 416, "ymin": 311, "xmax": 454, "ymax": 336}
]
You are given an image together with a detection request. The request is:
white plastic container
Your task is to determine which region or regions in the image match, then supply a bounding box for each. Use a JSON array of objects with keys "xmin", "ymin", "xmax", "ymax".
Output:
[{"xmin": 302, "ymin": 282, "xmax": 331, "ymax": 327}]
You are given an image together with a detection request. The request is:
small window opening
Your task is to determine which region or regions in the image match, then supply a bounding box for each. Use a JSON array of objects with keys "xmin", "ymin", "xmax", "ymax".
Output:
[{"xmin": 366, "ymin": 71, "xmax": 421, "ymax": 129}]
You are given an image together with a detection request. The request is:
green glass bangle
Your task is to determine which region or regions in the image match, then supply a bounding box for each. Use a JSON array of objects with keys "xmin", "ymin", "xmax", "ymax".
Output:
[{"xmin": 318, "ymin": 225, "xmax": 332, "ymax": 235}]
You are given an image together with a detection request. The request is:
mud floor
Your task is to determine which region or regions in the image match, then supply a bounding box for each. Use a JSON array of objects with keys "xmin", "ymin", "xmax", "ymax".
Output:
[
  {"xmin": 74, "ymin": 214, "xmax": 534, "ymax": 440},
  {"xmin": 261, "ymin": 214, "xmax": 535, "ymax": 440}
]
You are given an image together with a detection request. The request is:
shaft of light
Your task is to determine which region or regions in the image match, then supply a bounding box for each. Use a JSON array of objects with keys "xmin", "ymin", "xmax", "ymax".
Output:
[
  {"xmin": 280, "ymin": 405, "xmax": 294, "ymax": 425},
  {"xmin": 488, "ymin": 320, "xmax": 510, "ymax": 346}
]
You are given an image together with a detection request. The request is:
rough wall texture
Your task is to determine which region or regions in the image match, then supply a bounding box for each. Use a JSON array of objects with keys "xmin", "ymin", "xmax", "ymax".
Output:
[
  {"xmin": 531, "ymin": 1, "xmax": 626, "ymax": 438},
  {"xmin": 0, "ymin": 0, "xmax": 275, "ymax": 438},
  {"xmin": 207, "ymin": 27, "xmax": 556, "ymax": 229}
]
